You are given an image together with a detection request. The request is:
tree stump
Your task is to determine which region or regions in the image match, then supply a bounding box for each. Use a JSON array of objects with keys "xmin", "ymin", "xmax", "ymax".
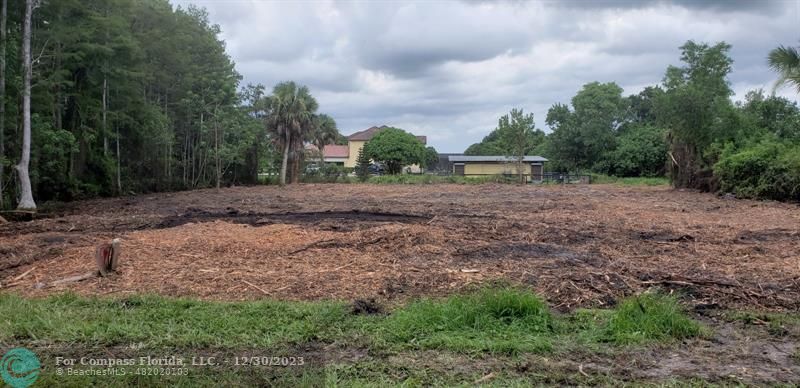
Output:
[{"xmin": 95, "ymin": 238, "xmax": 121, "ymax": 276}]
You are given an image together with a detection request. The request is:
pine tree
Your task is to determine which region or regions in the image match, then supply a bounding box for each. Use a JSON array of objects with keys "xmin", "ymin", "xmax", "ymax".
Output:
[{"xmin": 355, "ymin": 147, "xmax": 370, "ymax": 182}]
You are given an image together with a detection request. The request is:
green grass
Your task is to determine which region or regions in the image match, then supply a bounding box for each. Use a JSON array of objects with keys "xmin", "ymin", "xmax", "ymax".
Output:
[
  {"xmin": 381, "ymin": 288, "xmax": 554, "ymax": 353},
  {"xmin": 0, "ymin": 289, "xmax": 701, "ymax": 351},
  {"xmin": 602, "ymin": 293, "xmax": 703, "ymax": 344},
  {"xmin": 0, "ymin": 293, "xmax": 358, "ymax": 348},
  {"xmin": 0, "ymin": 289, "xmax": 706, "ymax": 386},
  {"xmin": 590, "ymin": 174, "xmax": 670, "ymax": 186},
  {"xmin": 724, "ymin": 310, "xmax": 800, "ymax": 338}
]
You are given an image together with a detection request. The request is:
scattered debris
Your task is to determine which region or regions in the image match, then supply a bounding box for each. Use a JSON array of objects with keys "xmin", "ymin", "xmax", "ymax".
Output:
[
  {"xmin": 473, "ymin": 372, "xmax": 496, "ymax": 384},
  {"xmin": 350, "ymin": 298, "xmax": 383, "ymax": 315},
  {"xmin": 0, "ymin": 184, "xmax": 798, "ymax": 311},
  {"xmin": 49, "ymin": 271, "xmax": 97, "ymax": 287},
  {"xmin": 12, "ymin": 266, "xmax": 36, "ymax": 282},
  {"xmin": 242, "ymin": 280, "xmax": 269, "ymax": 295}
]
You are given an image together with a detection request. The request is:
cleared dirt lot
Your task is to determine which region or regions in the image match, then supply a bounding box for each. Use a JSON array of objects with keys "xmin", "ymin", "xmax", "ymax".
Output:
[{"xmin": 2, "ymin": 183, "xmax": 798, "ymax": 311}]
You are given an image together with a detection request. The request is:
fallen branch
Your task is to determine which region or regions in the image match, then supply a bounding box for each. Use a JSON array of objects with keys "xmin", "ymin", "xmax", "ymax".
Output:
[
  {"xmin": 12, "ymin": 266, "xmax": 37, "ymax": 282},
  {"xmin": 49, "ymin": 271, "xmax": 98, "ymax": 287},
  {"xmin": 641, "ymin": 278, "xmax": 737, "ymax": 288},
  {"xmin": 288, "ymin": 238, "xmax": 337, "ymax": 255},
  {"xmin": 473, "ymin": 372, "xmax": 495, "ymax": 384},
  {"xmin": 242, "ymin": 280, "xmax": 269, "ymax": 295},
  {"xmin": 0, "ymin": 209, "xmax": 37, "ymax": 214}
]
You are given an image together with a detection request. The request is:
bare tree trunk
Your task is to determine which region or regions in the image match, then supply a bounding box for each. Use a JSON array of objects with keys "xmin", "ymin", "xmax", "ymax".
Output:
[
  {"xmin": 182, "ymin": 129, "xmax": 188, "ymax": 187},
  {"xmin": 102, "ymin": 76, "xmax": 108, "ymax": 156},
  {"xmin": 0, "ymin": 0, "xmax": 7, "ymax": 208},
  {"xmin": 280, "ymin": 131, "xmax": 289, "ymax": 186},
  {"xmin": 102, "ymin": 7, "xmax": 108, "ymax": 156},
  {"xmin": 116, "ymin": 125, "xmax": 121, "ymax": 193},
  {"xmin": 15, "ymin": 0, "xmax": 35, "ymax": 210},
  {"xmin": 214, "ymin": 107, "xmax": 220, "ymax": 189}
]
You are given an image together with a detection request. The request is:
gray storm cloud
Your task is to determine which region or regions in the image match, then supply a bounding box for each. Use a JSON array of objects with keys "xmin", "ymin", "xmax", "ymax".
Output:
[{"xmin": 175, "ymin": 0, "xmax": 799, "ymax": 152}]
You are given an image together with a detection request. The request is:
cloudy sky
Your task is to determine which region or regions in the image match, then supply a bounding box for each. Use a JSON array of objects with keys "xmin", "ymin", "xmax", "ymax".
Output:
[{"xmin": 174, "ymin": 0, "xmax": 800, "ymax": 152}]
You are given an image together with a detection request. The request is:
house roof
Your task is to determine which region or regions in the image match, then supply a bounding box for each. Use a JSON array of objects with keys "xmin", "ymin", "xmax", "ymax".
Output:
[
  {"xmin": 448, "ymin": 155, "xmax": 548, "ymax": 162},
  {"xmin": 347, "ymin": 125, "xmax": 427, "ymax": 144},
  {"xmin": 305, "ymin": 144, "xmax": 350, "ymax": 158}
]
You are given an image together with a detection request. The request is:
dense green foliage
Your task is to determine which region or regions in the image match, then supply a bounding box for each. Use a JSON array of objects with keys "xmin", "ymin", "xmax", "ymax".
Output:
[
  {"xmin": 422, "ymin": 145, "xmax": 439, "ymax": 169},
  {"xmin": 464, "ymin": 41, "xmax": 799, "ymax": 200},
  {"xmin": 715, "ymin": 137, "xmax": 800, "ymax": 200},
  {"xmin": 545, "ymin": 82, "xmax": 628, "ymax": 171},
  {"xmin": 467, "ymin": 84, "xmax": 669, "ymax": 178},
  {"xmin": 465, "ymin": 108, "xmax": 545, "ymax": 157},
  {"xmin": 1, "ymin": 1, "xmax": 796, "ymax": 204},
  {"xmin": 600, "ymin": 125, "xmax": 668, "ymax": 177},
  {"xmin": 362, "ymin": 127, "xmax": 426, "ymax": 174},
  {"xmin": 656, "ymin": 41, "xmax": 737, "ymax": 190},
  {"xmin": 0, "ymin": 0, "xmax": 262, "ymax": 204},
  {"xmin": 0, "ymin": 0, "xmax": 343, "ymax": 206}
]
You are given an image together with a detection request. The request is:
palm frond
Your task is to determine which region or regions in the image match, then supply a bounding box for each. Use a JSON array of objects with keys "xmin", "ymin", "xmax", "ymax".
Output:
[{"xmin": 768, "ymin": 44, "xmax": 800, "ymax": 93}]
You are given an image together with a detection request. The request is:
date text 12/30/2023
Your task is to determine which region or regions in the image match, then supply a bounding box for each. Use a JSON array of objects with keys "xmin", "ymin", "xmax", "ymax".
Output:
[{"xmin": 54, "ymin": 356, "xmax": 305, "ymax": 367}]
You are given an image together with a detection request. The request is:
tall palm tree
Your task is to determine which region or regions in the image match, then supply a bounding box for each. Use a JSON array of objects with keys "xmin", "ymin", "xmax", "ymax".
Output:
[
  {"xmin": 310, "ymin": 114, "xmax": 339, "ymax": 166},
  {"xmin": 768, "ymin": 44, "xmax": 800, "ymax": 93},
  {"xmin": 266, "ymin": 81, "xmax": 318, "ymax": 185}
]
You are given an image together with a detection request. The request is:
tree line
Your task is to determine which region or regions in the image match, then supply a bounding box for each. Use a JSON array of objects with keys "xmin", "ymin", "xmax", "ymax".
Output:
[
  {"xmin": 0, "ymin": 0, "xmax": 351, "ymax": 210},
  {"xmin": 466, "ymin": 41, "xmax": 800, "ymax": 201},
  {"xmin": 1, "ymin": 1, "xmax": 797, "ymax": 208}
]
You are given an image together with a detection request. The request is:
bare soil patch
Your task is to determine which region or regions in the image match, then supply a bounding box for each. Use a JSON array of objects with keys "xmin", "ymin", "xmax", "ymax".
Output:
[{"xmin": 1, "ymin": 184, "xmax": 799, "ymax": 311}]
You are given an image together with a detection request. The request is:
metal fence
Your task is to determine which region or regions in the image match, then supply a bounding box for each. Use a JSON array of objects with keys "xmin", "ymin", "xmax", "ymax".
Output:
[{"xmin": 538, "ymin": 172, "xmax": 591, "ymax": 184}]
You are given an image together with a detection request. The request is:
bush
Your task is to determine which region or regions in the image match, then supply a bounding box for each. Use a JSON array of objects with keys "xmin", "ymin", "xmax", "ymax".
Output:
[
  {"xmin": 302, "ymin": 164, "xmax": 352, "ymax": 183},
  {"xmin": 714, "ymin": 138, "xmax": 800, "ymax": 201},
  {"xmin": 601, "ymin": 125, "xmax": 668, "ymax": 177}
]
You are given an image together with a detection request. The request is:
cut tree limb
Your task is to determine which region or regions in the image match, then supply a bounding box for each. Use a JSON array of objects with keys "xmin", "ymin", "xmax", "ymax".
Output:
[
  {"xmin": 12, "ymin": 266, "xmax": 36, "ymax": 281},
  {"xmin": 242, "ymin": 280, "xmax": 269, "ymax": 295},
  {"xmin": 49, "ymin": 271, "xmax": 97, "ymax": 287}
]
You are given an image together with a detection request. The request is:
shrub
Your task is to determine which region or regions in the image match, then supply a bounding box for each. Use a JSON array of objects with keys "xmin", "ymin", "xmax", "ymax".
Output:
[
  {"xmin": 714, "ymin": 138, "xmax": 800, "ymax": 201},
  {"xmin": 302, "ymin": 164, "xmax": 352, "ymax": 183}
]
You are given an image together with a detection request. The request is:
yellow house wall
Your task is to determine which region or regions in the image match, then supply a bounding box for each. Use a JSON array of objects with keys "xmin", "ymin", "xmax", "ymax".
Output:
[
  {"xmin": 344, "ymin": 138, "xmax": 425, "ymax": 172},
  {"xmin": 464, "ymin": 163, "xmax": 529, "ymax": 176},
  {"xmin": 344, "ymin": 140, "xmax": 366, "ymax": 168}
]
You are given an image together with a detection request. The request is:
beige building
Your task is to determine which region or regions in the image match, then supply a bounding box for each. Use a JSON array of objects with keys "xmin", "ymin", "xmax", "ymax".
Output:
[
  {"xmin": 309, "ymin": 125, "xmax": 427, "ymax": 169},
  {"xmin": 448, "ymin": 155, "xmax": 548, "ymax": 182}
]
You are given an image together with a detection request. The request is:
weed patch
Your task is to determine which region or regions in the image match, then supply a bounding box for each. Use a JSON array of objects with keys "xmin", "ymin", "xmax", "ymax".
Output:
[
  {"xmin": 381, "ymin": 288, "xmax": 554, "ymax": 353},
  {"xmin": 602, "ymin": 293, "xmax": 703, "ymax": 344}
]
